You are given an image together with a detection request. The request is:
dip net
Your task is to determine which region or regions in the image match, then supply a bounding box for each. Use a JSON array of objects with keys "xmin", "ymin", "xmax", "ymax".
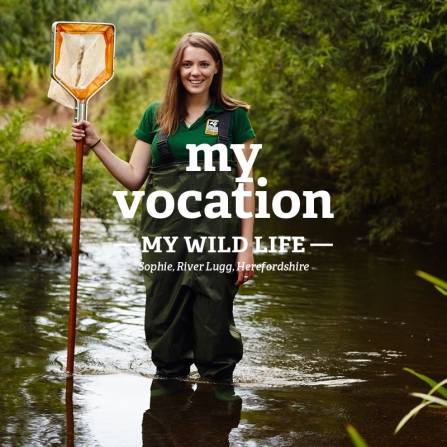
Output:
[{"xmin": 49, "ymin": 22, "xmax": 115, "ymax": 109}]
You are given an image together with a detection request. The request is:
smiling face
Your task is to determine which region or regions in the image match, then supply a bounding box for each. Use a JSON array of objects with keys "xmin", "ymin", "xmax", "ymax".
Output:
[{"xmin": 179, "ymin": 46, "xmax": 219, "ymax": 99}]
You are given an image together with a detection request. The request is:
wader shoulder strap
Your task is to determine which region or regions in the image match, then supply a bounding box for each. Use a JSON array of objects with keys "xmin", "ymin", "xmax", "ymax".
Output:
[
  {"xmin": 217, "ymin": 110, "xmax": 232, "ymax": 147},
  {"xmin": 156, "ymin": 130, "xmax": 175, "ymax": 164},
  {"xmin": 156, "ymin": 110, "xmax": 233, "ymax": 164}
]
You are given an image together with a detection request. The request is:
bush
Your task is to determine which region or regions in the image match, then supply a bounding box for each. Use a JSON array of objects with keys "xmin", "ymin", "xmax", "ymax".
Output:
[{"xmin": 0, "ymin": 109, "xmax": 120, "ymax": 260}]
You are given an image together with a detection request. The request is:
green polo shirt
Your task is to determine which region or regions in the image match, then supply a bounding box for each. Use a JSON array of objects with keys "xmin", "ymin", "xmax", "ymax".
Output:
[{"xmin": 134, "ymin": 101, "xmax": 256, "ymax": 166}]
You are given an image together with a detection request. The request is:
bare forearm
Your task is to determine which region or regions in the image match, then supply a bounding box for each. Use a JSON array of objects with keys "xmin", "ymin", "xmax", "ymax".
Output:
[
  {"xmin": 235, "ymin": 138, "xmax": 256, "ymax": 283},
  {"xmin": 240, "ymin": 181, "xmax": 255, "ymax": 250},
  {"xmin": 71, "ymin": 120, "xmax": 151, "ymax": 191},
  {"xmin": 235, "ymin": 180, "xmax": 255, "ymax": 285},
  {"xmin": 91, "ymin": 141, "xmax": 148, "ymax": 191}
]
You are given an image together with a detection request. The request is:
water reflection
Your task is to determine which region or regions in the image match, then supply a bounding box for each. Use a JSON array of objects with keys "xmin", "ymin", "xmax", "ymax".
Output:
[
  {"xmin": 64, "ymin": 375, "xmax": 242, "ymax": 447},
  {"xmin": 143, "ymin": 379, "xmax": 241, "ymax": 447},
  {"xmin": 2, "ymin": 217, "xmax": 447, "ymax": 446},
  {"xmin": 65, "ymin": 377, "xmax": 74, "ymax": 447},
  {"xmin": 0, "ymin": 261, "xmax": 68, "ymax": 447}
]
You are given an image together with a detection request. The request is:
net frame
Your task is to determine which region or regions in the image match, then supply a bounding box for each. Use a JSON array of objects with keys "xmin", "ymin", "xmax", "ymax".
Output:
[{"xmin": 50, "ymin": 21, "xmax": 116, "ymax": 119}]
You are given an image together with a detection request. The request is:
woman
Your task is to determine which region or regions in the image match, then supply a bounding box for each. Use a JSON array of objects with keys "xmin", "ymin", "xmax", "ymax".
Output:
[{"xmin": 72, "ymin": 32, "xmax": 255, "ymax": 384}]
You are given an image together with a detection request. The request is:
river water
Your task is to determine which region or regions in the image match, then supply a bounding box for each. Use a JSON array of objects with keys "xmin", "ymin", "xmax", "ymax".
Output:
[{"xmin": 1, "ymin": 216, "xmax": 446, "ymax": 446}]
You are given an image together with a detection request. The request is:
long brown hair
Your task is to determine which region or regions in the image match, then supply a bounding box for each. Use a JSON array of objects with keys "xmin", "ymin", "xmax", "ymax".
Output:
[{"xmin": 157, "ymin": 32, "xmax": 250, "ymax": 135}]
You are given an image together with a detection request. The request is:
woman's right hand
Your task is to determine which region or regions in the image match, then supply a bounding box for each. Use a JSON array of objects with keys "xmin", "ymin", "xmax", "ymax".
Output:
[{"xmin": 71, "ymin": 120, "xmax": 100, "ymax": 148}]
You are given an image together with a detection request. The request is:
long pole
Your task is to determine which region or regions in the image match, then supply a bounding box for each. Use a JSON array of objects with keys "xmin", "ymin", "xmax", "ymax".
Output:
[
  {"xmin": 66, "ymin": 137, "xmax": 84, "ymax": 375},
  {"xmin": 66, "ymin": 100, "xmax": 87, "ymax": 375}
]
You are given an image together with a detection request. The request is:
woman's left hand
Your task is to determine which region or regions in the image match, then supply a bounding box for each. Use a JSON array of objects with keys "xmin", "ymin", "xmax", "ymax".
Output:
[{"xmin": 234, "ymin": 250, "xmax": 255, "ymax": 286}]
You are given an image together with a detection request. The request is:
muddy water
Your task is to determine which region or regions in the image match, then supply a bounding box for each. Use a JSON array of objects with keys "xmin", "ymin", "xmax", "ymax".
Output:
[{"xmin": 1, "ymin": 217, "xmax": 446, "ymax": 446}]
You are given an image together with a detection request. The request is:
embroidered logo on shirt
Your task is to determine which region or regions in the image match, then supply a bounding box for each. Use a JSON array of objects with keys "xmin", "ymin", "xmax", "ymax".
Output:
[{"xmin": 205, "ymin": 119, "xmax": 219, "ymax": 135}]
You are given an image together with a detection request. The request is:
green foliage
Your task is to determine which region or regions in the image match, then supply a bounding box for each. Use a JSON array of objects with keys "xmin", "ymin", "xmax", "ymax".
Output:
[
  {"xmin": 0, "ymin": 110, "xmax": 120, "ymax": 260},
  {"xmin": 146, "ymin": 0, "xmax": 447, "ymax": 239},
  {"xmin": 4, "ymin": 0, "xmax": 442, "ymax": 240},
  {"xmin": 346, "ymin": 424, "xmax": 370, "ymax": 447},
  {"xmin": 97, "ymin": 69, "xmax": 162, "ymax": 157},
  {"xmin": 225, "ymin": 0, "xmax": 447, "ymax": 239},
  {"xmin": 394, "ymin": 274, "xmax": 447, "ymax": 435},
  {"xmin": 346, "ymin": 370, "xmax": 447, "ymax": 444},
  {"xmin": 90, "ymin": 0, "xmax": 170, "ymax": 60},
  {"xmin": 93, "ymin": 44, "xmax": 170, "ymax": 157},
  {"xmin": 395, "ymin": 370, "xmax": 447, "ymax": 434},
  {"xmin": 416, "ymin": 270, "xmax": 447, "ymax": 295},
  {"xmin": 0, "ymin": 0, "xmax": 97, "ymax": 99},
  {"xmin": 0, "ymin": 110, "xmax": 70, "ymax": 258},
  {"xmin": 81, "ymin": 154, "xmax": 121, "ymax": 232},
  {"xmin": 403, "ymin": 368, "xmax": 447, "ymax": 399}
]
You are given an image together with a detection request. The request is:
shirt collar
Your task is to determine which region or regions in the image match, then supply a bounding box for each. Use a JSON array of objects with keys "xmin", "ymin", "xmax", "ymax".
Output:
[{"xmin": 206, "ymin": 100, "xmax": 224, "ymax": 114}]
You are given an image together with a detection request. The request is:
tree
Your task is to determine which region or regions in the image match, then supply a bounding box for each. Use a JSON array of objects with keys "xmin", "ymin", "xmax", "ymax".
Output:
[
  {"xmin": 89, "ymin": 0, "xmax": 170, "ymax": 60},
  {"xmin": 0, "ymin": 0, "xmax": 97, "ymax": 98},
  {"xmin": 150, "ymin": 0, "xmax": 447, "ymax": 239}
]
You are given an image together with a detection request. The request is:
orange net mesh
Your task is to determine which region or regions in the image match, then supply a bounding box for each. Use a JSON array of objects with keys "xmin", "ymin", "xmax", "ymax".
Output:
[{"xmin": 48, "ymin": 22, "xmax": 115, "ymax": 107}]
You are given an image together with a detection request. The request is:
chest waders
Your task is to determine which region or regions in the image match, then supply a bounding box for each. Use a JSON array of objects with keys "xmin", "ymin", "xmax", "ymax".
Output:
[{"xmin": 140, "ymin": 111, "xmax": 243, "ymax": 382}]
